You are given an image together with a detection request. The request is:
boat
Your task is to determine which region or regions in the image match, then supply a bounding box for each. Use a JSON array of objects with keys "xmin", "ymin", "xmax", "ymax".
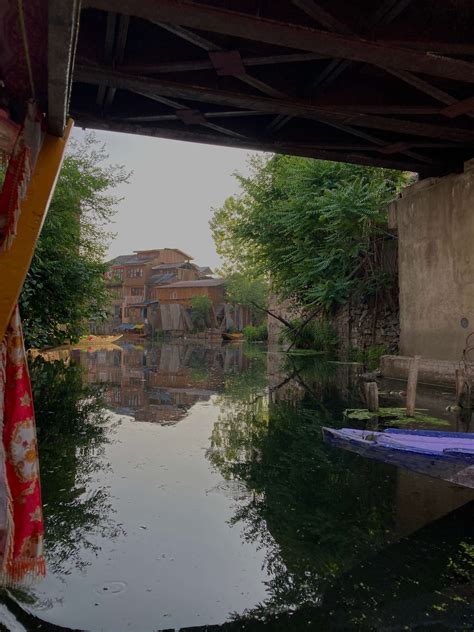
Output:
[
  {"xmin": 113, "ymin": 323, "xmax": 148, "ymax": 337},
  {"xmin": 322, "ymin": 427, "xmax": 474, "ymax": 488},
  {"xmin": 73, "ymin": 334, "xmax": 123, "ymax": 348},
  {"xmin": 222, "ymin": 332, "xmax": 244, "ymax": 341}
]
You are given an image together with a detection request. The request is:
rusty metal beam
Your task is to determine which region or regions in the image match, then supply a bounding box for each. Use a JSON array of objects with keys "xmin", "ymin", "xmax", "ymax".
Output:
[
  {"xmin": 74, "ymin": 113, "xmax": 444, "ymax": 175},
  {"xmin": 82, "ymin": 0, "xmax": 474, "ymax": 83},
  {"xmin": 74, "ymin": 65, "xmax": 474, "ymax": 144},
  {"xmin": 47, "ymin": 0, "xmax": 80, "ymax": 135}
]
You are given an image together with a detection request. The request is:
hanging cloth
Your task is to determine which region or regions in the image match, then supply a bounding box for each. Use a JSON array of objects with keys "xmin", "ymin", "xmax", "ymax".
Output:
[
  {"xmin": 0, "ymin": 101, "xmax": 43, "ymax": 253},
  {"xmin": 0, "ymin": 306, "xmax": 45, "ymax": 584}
]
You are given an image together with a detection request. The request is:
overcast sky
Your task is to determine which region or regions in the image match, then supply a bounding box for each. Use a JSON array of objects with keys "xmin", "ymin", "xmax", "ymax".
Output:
[{"xmin": 72, "ymin": 127, "xmax": 261, "ymax": 269}]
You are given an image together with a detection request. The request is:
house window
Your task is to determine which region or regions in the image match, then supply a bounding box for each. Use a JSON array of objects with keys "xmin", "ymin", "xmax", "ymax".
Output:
[
  {"xmin": 127, "ymin": 267, "xmax": 143, "ymax": 278},
  {"xmin": 170, "ymin": 291, "xmax": 178, "ymax": 299},
  {"xmin": 131, "ymin": 287, "xmax": 143, "ymax": 296}
]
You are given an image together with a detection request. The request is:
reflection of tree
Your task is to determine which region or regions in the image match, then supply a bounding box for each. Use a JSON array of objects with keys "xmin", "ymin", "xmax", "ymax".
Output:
[
  {"xmin": 208, "ymin": 354, "xmax": 397, "ymax": 619},
  {"xmin": 208, "ymin": 349, "xmax": 268, "ymax": 479},
  {"xmin": 30, "ymin": 357, "xmax": 123, "ymax": 573}
]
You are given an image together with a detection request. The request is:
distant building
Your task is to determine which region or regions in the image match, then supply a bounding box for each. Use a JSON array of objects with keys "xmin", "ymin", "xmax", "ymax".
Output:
[
  {"xmin": 102, "ymin": 248, "xmax": 218, "ymax": 331},
  {"xmin": 153, "ymin": 278, "xmax": 225, "ymax": 307}
]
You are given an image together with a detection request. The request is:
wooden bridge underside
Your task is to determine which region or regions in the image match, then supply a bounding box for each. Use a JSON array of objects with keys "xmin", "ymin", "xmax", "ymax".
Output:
[{"xmin": 65, "ymin": 0, "xmax": 474, "ymax": 177}]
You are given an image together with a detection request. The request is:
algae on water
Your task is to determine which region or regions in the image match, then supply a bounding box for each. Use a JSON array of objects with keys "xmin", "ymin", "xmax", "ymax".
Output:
[{"xmin": 343, "ymin": 407, "xmax": 450, "ymax": 428}]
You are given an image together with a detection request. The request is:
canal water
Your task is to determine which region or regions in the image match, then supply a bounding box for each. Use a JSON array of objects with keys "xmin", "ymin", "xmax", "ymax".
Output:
[{"xmin": 1, "ymin": 341, "xmax": 474, "ymax": 631}]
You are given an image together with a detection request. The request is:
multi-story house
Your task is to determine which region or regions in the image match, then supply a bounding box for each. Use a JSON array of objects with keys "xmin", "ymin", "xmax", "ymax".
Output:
[{"xmin": 104, "ymin": 248, "xmax": 213, "ymax": 326}]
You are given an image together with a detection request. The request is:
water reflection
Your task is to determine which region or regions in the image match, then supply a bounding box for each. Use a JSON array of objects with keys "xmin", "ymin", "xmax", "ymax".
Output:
[
  {"xmin": 76, "ymin": 342, "xmax": 251, "ymax": 425},
  {"xmin": 29, "ymin": 357, "xmax": 123, "ymax": 574},
  {"xmin": 0, "ymin": 342, "xmax": 473, "ymax": 630}
]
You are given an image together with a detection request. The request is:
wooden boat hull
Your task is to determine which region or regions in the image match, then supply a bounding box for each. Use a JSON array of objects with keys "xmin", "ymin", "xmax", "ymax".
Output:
[
  {"xmin": 73, "ymin": 334, "xmax": 123, "ymax": 348},
  {"xmin": 322, "ymin": 427, "xmax": 474, "ymax": 488},
  {"xmin": 222, "ymin": 332, "xmax": 244, "ymax": 341}
]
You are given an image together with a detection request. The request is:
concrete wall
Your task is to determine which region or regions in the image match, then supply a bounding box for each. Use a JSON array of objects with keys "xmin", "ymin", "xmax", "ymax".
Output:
[{"xmin": 394, "ymin": 160, "xmax": 474, "ymax": 360}]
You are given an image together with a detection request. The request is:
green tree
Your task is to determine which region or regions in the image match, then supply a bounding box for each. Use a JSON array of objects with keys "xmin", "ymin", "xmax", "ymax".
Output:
[
  {"xmin": 211, "ymin": 155, "xmax": 408, "ymax": 312},
  {"xmin": 225, "ymin": 272, "xmax": 268, "ymax": 324},
  {"xmin": 190, "ymin": 294, "xmax": 212, "ymax": 330},
  {"xmin": 19, "ymin": 133, "xmax": 129, "ymax": 349}
]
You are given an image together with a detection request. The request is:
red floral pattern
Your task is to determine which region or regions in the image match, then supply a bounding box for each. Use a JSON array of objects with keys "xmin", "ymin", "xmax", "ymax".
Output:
[{"xmin": 0, "ymin": 307, "xmax": 45, "ymax": 584}]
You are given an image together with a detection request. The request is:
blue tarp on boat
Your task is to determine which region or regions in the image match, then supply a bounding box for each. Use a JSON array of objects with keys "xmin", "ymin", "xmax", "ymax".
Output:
[{"xmin": 322, "ymin": 427, "xmax": 474, "ymax": 488}]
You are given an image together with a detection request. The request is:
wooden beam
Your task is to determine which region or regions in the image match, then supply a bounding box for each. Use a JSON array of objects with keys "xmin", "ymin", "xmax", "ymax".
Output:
[
  {"xmin": 379, "ymin": 40, "xmax": 474, "ymax": 56},
  {"xmin": 318, "ymin": 120, "xmax": 438, "ymax": 165},
  {"xmin": 96, "ymin": 11, "xmax": 117, "ymax": 106},
  {"xmin": 325, "ymin": 105, "xmax": 442, "ymax": 115},
  {"xmin": 130, "ymin": 89, "xmax": 247, "ymax": 139},
  {"xmin": 156, "ymin": 21, "xmax": 217, "ymax": 51},
  {"xmin": 0, "ymin": 121, "xmax": 73, "ymax": 341},
  {"xmin": 74, "ymin": 113, "xmax": 442, "ymax": 174},
  {"xmin": 47, "ymin": 0, "xmax": 80, "ymax": 135},
  {"xmin": 120, "ymin": 52, "xmax": 325, "ymax": 75},
  {"xmin": 155, "ymin": 22, "xmax": 288, "ymax": 98},
  {"xmin": 74, "ymin": 65, "xmax": 474, "ymax": 143},
  {"xmin": 442, "ymin": 96, "xmax": 474, "ymax": 119},
  {"xmin": 83, "ymin": 0, "xmax": 474, "ymax": 83},
  {"xmin": 373, "ymin": 0, "xmax": 414, "ymax": 26},
  {"xmin": 378, "ymin": 141, "xmax": 411, "ymax": 155},
  {"xmin": 381, "ymin": 67, "xmax": 474, "ymax": 120},
  {"xmin": 116, "ymin": 110, "xmax": 267, "ymax": 123},
  {"xmin": 276, "ymin": 0, "xmax": 413, "ymax": 130},
  {"xmin": 104, "ymin": 13, "xmax": 130, "ymax": 108},
  {"xmin": 380, "ymin": 67, "xmax": 456, "ymax": 105},
  {"xmin": 291, "ymin": 0, "xmax": 354, "ymax": 34}
]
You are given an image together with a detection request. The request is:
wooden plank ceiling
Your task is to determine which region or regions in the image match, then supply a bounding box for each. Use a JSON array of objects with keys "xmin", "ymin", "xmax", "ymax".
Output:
[{"xmin": 69, "ymin": 0, "xmax": 474, "ymax": 176}]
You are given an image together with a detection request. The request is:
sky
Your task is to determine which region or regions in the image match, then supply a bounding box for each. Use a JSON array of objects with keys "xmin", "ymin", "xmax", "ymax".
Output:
[{"xmin": 71, "ymin": 127, "xmax": 260, "ymax": 270}]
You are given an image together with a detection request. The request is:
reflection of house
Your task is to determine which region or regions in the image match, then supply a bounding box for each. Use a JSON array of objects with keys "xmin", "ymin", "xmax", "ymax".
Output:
[{"xmin": 77, "ymin": 342, "xmax": 249, "ymax": 426}]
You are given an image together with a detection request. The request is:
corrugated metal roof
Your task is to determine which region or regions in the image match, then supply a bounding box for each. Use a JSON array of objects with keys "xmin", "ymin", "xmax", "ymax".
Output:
[
  {"xmin": 149, "ymin": 272, "xmax": 177, "ymax": 285},
  {"xmin": 108, "ymin": 254, "xmax": 145, "ymax": 266},
  {"xmin": 151, "ymin": 262, "xmax": 193, "ymax": 270},
  {"xmin": 198, "ymin": 266, "xmax": 213, "ymax": 275},
  {"xmin": 134, "ymin": 248, "xmax": 193, "ymax": 260},
  {"xmin": 161, "ymin": 279, "xmax": 226, "ymax": 289}
]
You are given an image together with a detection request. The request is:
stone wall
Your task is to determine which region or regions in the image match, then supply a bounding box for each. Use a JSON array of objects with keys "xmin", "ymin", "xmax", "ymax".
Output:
[
  {"xmin": 267, "ymin": 293, "xmax": 303, "ymax": 346},
  {"xmin": 394, "ymin": 160, "xmax": 474, "ymax": 361},
  {"xmin": 332, "ymin": 297, "xmax": 399, "ymax": 359},
  {"xmin": 267, "ymin": 292, "xmax": 399, "ymax": 357}
]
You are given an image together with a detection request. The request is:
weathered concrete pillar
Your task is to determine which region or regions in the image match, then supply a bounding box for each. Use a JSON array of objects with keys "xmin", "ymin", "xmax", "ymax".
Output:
[{"xmin": 392, "ymin": 160, "xmax": 474, "ymax": 361}]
